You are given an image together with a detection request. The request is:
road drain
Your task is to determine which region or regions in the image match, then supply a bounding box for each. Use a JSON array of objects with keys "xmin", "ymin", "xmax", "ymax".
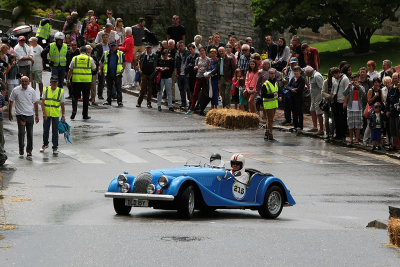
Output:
[{"xmin": 161, "ymin": 236, "xmax": 204, "ymax": 242}]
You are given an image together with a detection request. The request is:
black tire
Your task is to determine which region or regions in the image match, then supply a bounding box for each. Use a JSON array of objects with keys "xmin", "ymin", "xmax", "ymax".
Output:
[
  {"xmin": 199, "ymin": 206, "xmax": 216, "ymax": 215},
  {"xmin": 113, "ymin": 198, "xmax": 132, "ymax": 215},
  {"xmin": 177, "ymin": 185, "xmax": 195, "ymax": 219},
  {"xmin": 258, "ymin": 186, "xmax": 284, "ymax": 219}
]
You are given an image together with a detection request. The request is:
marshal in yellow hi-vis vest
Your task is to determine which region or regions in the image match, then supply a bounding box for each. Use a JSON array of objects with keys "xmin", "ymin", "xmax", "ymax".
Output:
[
  {"xmin": 49, "ymin": 43, "xmax": 68, "ymax": 66},
  {"xmin": 262, "ymin": 80, "xmax": 279, "ymax": 110},
  {"xmin": 71, "ymin": 54, "xmax": 93, "ymax": 83},
  {"xmin": 44, "ymin": 86, "xmax": 64, "ymax": 117},
  {"xmin": 36, "ymin": 20, "xmax": 52, "ymax": 40},
  {"xmin": 103, "ymin": 50, "xmax": 124, "ymax": 76}
]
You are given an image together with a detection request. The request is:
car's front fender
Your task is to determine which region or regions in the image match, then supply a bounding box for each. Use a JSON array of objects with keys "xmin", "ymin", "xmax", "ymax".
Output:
[
  {"xmin": 107, "ymin": 174, "xmax": 136, "ymax": 193},
  {"xmin": 255, "ymin": 177, "xmax": 296, "ymax": 206}
]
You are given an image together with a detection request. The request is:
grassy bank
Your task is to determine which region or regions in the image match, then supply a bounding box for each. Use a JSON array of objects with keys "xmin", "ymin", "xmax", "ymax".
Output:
[{"xmin": 311, "ymin": 35, "xmax": 400, "ymax": 75}]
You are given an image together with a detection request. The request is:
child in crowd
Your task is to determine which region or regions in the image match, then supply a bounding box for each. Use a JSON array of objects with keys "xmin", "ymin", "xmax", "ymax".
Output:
[
  {"xmin": 238, "ymin": 77, "xmax": 247, "ymax": 111},
  {"xmin": 369, "ymin": 102, "xmax": 384, "ymax": 150},
  {"xmin": 231, "ymin": 68, "xmax": 242, "ymax": 109},
  {"xmin": 6, "ymin": 54, "xmax": 19, "ymax": 101},
  {"xmin": 343, "ymin": 74, "xmax": 366, "ymax": 144}
]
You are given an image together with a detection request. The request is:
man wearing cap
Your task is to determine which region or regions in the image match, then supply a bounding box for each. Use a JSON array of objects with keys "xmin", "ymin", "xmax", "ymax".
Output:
[
  {"xmin": 282, "ymin": 57, "xmax": 304, "ymax": 125},
  {"xmin": 137, "ymin": 43, "xmax": 157, "ymax": 108},
  {"xmin": 14, "ymin": 36, "xmax": 34, "ymax": 78},
  {"xmin": 8, "ymin": 76, "xmax": 39, "ymax": 158},
  {"xmin": 67, "ymin": 46, "xmax": 96, "ymax": 120},
  {"xmin": 40, "ymin": 76, "xmax": 65, "ymax": 155},
  {"xmin": 36, "ymin": 11, "xmax": 53, "ymax": 59},
  {"xmin": 99, "ymin": 41, "xmax": 126, "ymax": 107}
]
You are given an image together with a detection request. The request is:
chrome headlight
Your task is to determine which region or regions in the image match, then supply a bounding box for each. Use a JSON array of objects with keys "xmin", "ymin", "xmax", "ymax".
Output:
[
  {"xmin": 118, "ymin": 174, "xmax": 127, "ymax": 186},
  {"xmin": 147, "ymin": 184, "xmax": 155, "ymax": 194},
  {"xmin": 158, "ymin": 175, "xmax": 169, "ymax": 188},
  {"xmin": 121, "ymin": 183, "xmax": 130, "ymax": 193}
]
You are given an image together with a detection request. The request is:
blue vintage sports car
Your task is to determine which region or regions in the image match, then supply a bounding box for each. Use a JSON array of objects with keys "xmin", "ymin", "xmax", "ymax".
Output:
[{"xmin": 104, "ymin": 161, "xmax": 295, "ymax": 219}]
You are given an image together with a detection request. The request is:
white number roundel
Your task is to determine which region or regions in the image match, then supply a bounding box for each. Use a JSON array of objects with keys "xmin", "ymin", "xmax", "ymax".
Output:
[{"xmin": 232, "ymin": 181, "xmax": 246, "ymax": 200}]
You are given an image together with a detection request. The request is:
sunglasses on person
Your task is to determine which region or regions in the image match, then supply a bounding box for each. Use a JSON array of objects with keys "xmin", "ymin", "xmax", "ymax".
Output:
[{"xmin": 231, "ymin": 161, "xmax": 241, "ymax": 166}]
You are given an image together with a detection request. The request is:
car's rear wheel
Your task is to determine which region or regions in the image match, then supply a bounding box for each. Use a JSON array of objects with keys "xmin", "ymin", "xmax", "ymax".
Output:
[
  {"xmin": 177, "ymin": 185, "xmax": 195, "ymax": 219},
  {"xmin": 258, "ymin": 186, "xmax": 283, "ymax": 219},
  {"xmin": 113, "ymin": 198, "xmax": 132, "ymax": 215}
]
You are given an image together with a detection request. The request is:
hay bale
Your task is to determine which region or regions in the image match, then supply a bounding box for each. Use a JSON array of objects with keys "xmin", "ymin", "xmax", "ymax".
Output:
[
  {"xmin": 206, "ymin": 109, "xmax": 260, "ymax": 129},
  {"xmin": 388, "ymin": 218, "xmax": 400, "ymax": 247}
]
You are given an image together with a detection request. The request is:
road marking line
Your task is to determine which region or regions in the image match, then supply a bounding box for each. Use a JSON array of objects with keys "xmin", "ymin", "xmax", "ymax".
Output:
[
  {"xmin": 101, "ymin": 149, "xmax": 148, "ymax": 163},
  {"xmin": 222, "ymin": 148, "xmax": 284, "ymax": 164},
  {"xmin": 253, "ymin": 148, "xmax": 337, "ymax": 164},
  {"xmin": 147, "ymin": 149, "xmax": 188, "ymax": 163},
  {"xmin": 183, "ymin": 148, "xmax": 212, "ymax": 159},
  {"xmin": 348, "ymin": 150, "xmax": 398, "ymax": 165},
  {"xmin": 61, "ymin": 149, "xmax": 105, "ymax": 164},
  {"xmin": 307, "ymin": 150, "xmax": 383, "ymax": 165}
]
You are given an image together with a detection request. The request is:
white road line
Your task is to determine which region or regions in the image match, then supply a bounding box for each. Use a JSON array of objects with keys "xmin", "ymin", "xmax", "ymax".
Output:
[
  {"xmin": 101, "ymin": 149, "xmax": 148, "ymax": 163},
  {"xmin": 349, "ymin": 150, "xmax": 398, "ymax": 165},
  {"xmin": 61, "ymin": 149, "xmax": 105, "ymax": 164},
  {"xmin": 147, "ymin": 149, "xmax": 188, "ymax": 163},
  {"xmin": 222, "ymin": 148, "xmax": 284, "ymax": 164},
  {"xmin": 307, "ymin": 150, "xmax": 383, "ymax": 165},
  {"xmin": 183, "ymin": 148, "xmax": 212, "ymax": 159}
]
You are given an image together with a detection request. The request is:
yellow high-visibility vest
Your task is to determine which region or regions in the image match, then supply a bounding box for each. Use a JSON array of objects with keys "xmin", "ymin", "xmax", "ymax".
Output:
[
  {"xmin": 49, "ymin": 43, "xmax": 68, "ymax": 67},
  {"xmin": 44, "ymin": 86, "xmax": 63, "ymax": 117},
  {"xmin": 71, "ymin": 54, "xmax": 93, "ymax": 83},
  {"xmin": 262, "ymin": 80, "xmax": 279, "ymax": 110},
  {"xmin": 103, "ymin": 50, "xmax": 124, "ymax": 76},
  {"xmin": 36, "ymin": 20, "xmax": 52, "ymax": 40}
]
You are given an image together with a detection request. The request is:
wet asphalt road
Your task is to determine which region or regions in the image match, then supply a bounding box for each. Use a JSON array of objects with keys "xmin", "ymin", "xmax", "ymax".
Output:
[{"xmin": 1, "ymin": 83, "xmax": 400, "ymax": 266}]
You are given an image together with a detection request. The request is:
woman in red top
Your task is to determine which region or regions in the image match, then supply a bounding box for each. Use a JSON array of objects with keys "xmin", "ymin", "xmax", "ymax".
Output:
[
  {"xmin": 245, "ymin": 60, "xmax": 259, "ymax": 113},
  {"xmin": 85, "ymin": 16, "xmax": 100, "ymax": 42}
]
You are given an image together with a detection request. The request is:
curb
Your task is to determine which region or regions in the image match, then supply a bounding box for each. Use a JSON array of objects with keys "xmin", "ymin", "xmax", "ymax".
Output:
[{"xmin": 273, "ymin": 124, "xmax": 400, "ymax": 161}]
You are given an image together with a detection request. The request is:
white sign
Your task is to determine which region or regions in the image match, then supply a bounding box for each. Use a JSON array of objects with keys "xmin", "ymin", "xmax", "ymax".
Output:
[{"xmin": 232, "ymin": 181, "xmax": 246, "ymax": 200}]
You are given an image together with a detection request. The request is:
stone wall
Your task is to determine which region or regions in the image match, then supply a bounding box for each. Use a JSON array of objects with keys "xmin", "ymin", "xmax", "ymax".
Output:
[{"xmin": 195, "ymin": 0, "xmax": 261, "ymax": 48}]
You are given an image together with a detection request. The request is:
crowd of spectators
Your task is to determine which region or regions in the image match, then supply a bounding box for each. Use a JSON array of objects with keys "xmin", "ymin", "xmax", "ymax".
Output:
[{"xmin": 0, "ymin": 8, "xmax": 399, "ymax": 152}]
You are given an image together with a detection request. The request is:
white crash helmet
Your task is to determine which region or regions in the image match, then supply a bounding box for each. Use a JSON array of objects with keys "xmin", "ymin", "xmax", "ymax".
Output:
[
  {"xmin": 230, "ymin": 153, "xmax": 245, "ymax": 170},
  {"xmin": 54, "ymin": 32, "xmax": 65, "ymax": 40}
]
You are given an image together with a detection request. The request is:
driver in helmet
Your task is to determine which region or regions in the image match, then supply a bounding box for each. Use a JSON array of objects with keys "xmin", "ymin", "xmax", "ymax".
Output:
[{"xmin": 230, "ymin": 153, "xmax": 249, "ymax": 184}]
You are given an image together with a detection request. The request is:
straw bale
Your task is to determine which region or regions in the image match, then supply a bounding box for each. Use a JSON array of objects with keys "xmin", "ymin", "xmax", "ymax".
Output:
[
  {"xmin": 206, "ymin": 109, "xmax": 260, "ymax": 129},
  {"xmin": 388, "ymin": 218, "xmax": 400, "ymax": 247}
]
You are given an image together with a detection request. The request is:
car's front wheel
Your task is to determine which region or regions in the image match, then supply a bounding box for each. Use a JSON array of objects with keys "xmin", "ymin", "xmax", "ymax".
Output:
[
  {"xmin": 177, "ymin": 185, "xmax": 195, "ymax": 219},
  {"xmin": 258, "ymin": 186, "xmax": 283, "ymax": 219},
  {"xmin": 113, "ymin": 198, "xmax": 132, "ymax": 215}
]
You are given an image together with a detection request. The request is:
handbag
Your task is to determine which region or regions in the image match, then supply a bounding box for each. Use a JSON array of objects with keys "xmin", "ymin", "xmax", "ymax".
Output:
[
  {"xmin": 319, "ymin": 99, "xmax": 330, "ymax": 112},
  {"xmin": 363, "ymin": 103, "xmax": 372, "ymax": 119}
]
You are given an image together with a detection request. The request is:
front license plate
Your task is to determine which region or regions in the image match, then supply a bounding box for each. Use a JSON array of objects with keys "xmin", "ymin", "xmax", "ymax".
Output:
[{"xmin": 125, "ymin": 199, "xmax": 149, "ymax": 207}]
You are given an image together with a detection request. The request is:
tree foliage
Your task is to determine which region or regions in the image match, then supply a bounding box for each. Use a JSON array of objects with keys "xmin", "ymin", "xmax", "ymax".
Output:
[{"xmin": 251, "ymin": 0, "xmax": 400, "ymax": 53}]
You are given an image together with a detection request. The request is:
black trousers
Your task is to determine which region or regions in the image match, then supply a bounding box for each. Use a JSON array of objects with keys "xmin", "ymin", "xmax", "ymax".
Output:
[
  {"xmin": 291, "ymin": 96, "xmax": 303, "ymax": 129},
  {"xmin": 332, "ymin": 102, "xmax": 346, "ymax": 139},
  {"xmin": 17, "ymin": 115, "xmax": 34, "ymax": 153},
  {"xmin": 72, "ymin": 82, "xmax": 90, "ymax": 117},
  {"xmin": 284, "ymin": 93, "xmax": 292, "ymax": 123},
  {"xmin": 106, "ymin": 75, "xmax": 122, "ymax": 103}
]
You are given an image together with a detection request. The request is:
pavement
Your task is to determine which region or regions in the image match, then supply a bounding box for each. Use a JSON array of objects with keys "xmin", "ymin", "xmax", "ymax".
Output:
[{"xmin": 122, "ymin": 86, "xmax": 400, "ymax": 161}]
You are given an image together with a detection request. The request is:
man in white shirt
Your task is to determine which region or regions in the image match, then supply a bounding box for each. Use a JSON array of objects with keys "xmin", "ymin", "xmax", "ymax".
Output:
[
  {"xmin": 8, "ymin": 76, "xmax": 39, "ymax": 158},
  {"xmin": 95, "ymin": 23, "xmax": 119, "ymax": 44},
  {"xmin": 29, "ymin": 37, "xmax": 44, "ymax": 96},
  {"xmin": 14, "ymin": 36, "xmax": 34, "ymax": 79}
]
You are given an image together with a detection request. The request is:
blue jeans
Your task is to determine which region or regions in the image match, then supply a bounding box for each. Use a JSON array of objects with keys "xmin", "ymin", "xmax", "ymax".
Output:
[
  {"xmin": 177, "ymin": 75, "xmax": 190, "ymax": 106},
  {"xmin": 211, "ymin": 79, "xmax": 219, "ymax": 106},
  {"xmin": 51, "ymin": 66, "xmax": 65, "ymax": 88},
  {"xmin": 43, "ymin": 116, "xmax": 59, "ymax": 149},
  {"xmin": 158, "ymin": 78, "xmax": 172, "ymax": 108}
]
